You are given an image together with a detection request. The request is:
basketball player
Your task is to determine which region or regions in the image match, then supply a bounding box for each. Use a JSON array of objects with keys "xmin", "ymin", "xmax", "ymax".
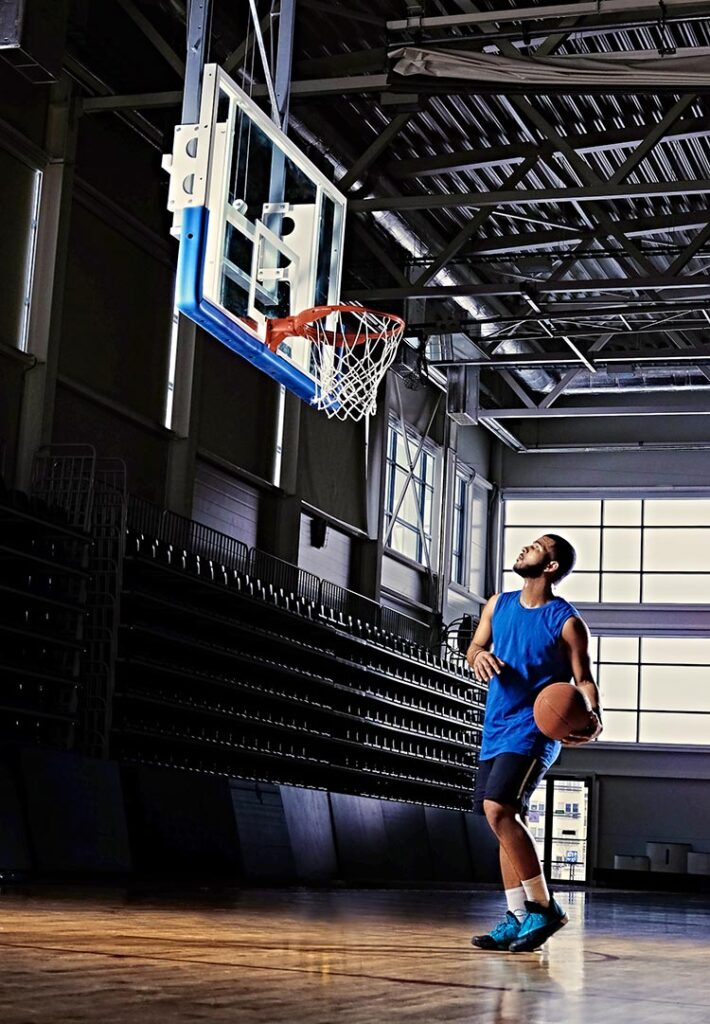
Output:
[{"xmin": 466, "ymin": 534, "xmax": 602, "ymax": 953}]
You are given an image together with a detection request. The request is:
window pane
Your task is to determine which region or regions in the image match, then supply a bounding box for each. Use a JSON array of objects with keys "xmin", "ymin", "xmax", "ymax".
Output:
[
  {"xmin": 502, "ymin": 571, "xmax": 522, "ymax": 592},
  {"xmin": 604, "ymin": 500, "xmax": 642, "ymax": 526},
  {"xmin": 642, "ymin": 637, "xmax": 710, "ymax": 664},
  {"xmin": 505, "ymin": 500, "xmax": 601, "ymax": 526},
  {"xmin": 642, "ymin": 574, "xmax": 710, "ymax": 603},
  {"xmin": 598, "ymin": 664, "xmax": 638, "ymax": 709},
  {"xmin": 423, "ymin": 488, "xmax": 433, "ymax": 532},
  {"xmin": 602, "ymin": 529, "xmax": 641, "ymax": 571},
  {"xmin": 470, "ymin": 542, "xmax": 485, "ymax": 591},
  {"xmin": 391, "ymin": 523, "xmax": 418, "ymax": 561},
  {"xmin": 641, "ymin": 665, "xmax": 710, "ymax": 712},
  {"xmin": 643, "ymin": 529, "xmax": 710, "ymax": 571},
  {"xmin": 503, "ymin": 528, "xmax": 535, "ymax": 568},
  {"xmin": 400, "ymin": 486, "xmax": 420, "ymax": 526},
  {"xmin": 587, "ymin": 635, "xmax": 599, "ymax": 663},
  {"xmin": 395, "ymin": 432, "xmax": 409, "ymax": 466},
  {"xmin": 554, "ymin": 528, "xmax": 600, "ymax": 573},
  {"xmin": 392, "ymin": 468, "xmax": 409, "ymax": 505},
  {"xmin": 601, "ymin": 711, "xmax": 637, "ymax": 742},
  {"xmin": 599, "ymin": 637, "xmax": 639, "ymax": 662},
  {"xmin": 555, "ymin": 573, "xmax": 600, "ymax": 603},
  {"xmin": 504, "ymin": 527, "xmax": 600, "ymax": 573},
  {"xmin": 452, "ymin": 552, "xmax": 462, "ymax": 585},
  {"xmin": 0, "ymin": 148, "xmax": 38, "ymax": 349},
  {"xmin": 601, "ymin": 573, "xmax": 641, "ymax": 603},
  {"xmin": 639, "ymin": 712, "xmax": 710, "ymax": 744},
  {"xmin": 644, "ymin": 500, "xmax": 710, "ymax": 526}
]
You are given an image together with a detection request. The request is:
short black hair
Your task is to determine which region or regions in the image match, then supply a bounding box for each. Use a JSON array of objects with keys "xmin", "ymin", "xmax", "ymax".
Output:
[{"xmin": 545, "ymin": 533, "xmax": 576, "ymax": 583}]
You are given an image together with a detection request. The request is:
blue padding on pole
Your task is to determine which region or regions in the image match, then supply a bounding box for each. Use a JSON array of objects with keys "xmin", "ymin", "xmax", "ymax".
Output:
[{"xmin": 175, "ymin": 205, "xmax": 318, "ymax": 403}]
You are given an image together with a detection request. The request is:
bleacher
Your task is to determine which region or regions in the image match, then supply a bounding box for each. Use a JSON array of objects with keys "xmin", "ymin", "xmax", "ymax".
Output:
[
  {"xmin": 0, "ymin": 475, "xmax": 484, "ymax": 811},
  {"xmin": 0, "ymin": 475, "xmax": 89, "ymax": 750}
]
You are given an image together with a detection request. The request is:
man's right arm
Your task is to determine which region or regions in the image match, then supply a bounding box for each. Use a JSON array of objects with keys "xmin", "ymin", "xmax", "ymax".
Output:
[{"xmin": 466, "ymin": 594, "xmax": 505, "ymax": 682}]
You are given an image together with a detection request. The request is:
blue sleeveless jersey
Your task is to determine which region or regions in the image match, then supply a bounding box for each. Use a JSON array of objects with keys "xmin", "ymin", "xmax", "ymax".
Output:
[{"xmin": 479, "ymin": 590, "xmax": 579, "ymax": 767}]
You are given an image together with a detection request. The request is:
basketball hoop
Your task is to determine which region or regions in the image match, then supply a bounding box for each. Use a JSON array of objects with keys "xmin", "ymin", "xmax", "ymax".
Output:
[{"xmin": 265, "ymin": 304, "xmax": 406, "ymax": 421}]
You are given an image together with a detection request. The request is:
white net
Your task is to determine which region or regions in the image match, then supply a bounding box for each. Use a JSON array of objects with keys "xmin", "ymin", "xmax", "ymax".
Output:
[{"xmin": 304, "ymin": 305, "xmax": 405, "ymax": 421}]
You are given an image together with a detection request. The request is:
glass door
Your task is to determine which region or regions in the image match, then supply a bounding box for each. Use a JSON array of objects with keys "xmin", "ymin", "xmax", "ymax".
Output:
[{"xmin": 527, "ymin": 777, "xmax": 590, "ymax": 884}]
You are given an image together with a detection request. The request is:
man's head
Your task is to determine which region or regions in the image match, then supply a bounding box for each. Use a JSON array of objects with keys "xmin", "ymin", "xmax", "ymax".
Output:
[{"xmin": 513, "ymin": 533, "xmax": 576, "ymax": 584}]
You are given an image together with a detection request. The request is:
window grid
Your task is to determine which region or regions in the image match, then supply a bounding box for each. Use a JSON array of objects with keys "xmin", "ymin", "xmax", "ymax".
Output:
[
  {"xmin": 503, "ymin": 499, "xmax": 710, "ymax": 605},
  {"xmin": 384, "ymin": 422, "xmax": 435, "ymax": 565},
  {"xmin": 451, "ymin": 471, "xmax": 468, "ymax": 586},
  {"xmin": 595, "ymin": 636, "xmax": 710, "ymax": 745},
  {"xmin": 503, "ymin": 498, "xmax": 710, "ymax": 747}
]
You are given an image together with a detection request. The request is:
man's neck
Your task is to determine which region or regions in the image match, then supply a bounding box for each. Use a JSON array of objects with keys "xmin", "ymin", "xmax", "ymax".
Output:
[{"xmin": 518, "ymin": 578, "xmax": 555, "ymax": 608}]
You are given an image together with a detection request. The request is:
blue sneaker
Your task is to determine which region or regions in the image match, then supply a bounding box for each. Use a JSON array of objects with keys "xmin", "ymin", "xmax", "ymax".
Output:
[
  {"xmin": 508, "ymin": 897, "xmax": 568, "ymax": 952},
  {"xmin": 471, "ymin": 911, "xmax": 522, "ymax": 951}
]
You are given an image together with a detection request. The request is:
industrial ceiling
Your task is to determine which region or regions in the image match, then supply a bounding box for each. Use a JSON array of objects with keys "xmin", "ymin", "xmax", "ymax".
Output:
[{"xmin": 63, "ymin": 0, "xmax": 710, "ymax": 450}]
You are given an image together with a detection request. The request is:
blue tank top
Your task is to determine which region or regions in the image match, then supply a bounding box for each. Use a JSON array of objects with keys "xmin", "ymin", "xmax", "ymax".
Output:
[{"xmin": 479, "ymin": 590, "xmax": 579, "ymax": 767}]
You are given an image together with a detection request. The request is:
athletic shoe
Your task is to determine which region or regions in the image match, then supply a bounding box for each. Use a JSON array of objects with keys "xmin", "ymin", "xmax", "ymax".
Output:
[
  {"xmin": 471, "ymin": 911, "xmax": 522, "ymax": 951},
  {"xmin": 508, "ymin": 897, "xmax": 568, "ymax": 952}
]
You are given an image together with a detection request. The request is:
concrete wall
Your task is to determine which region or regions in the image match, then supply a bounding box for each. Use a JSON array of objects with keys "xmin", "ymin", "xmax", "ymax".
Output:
[
  {"xmin": 553, "ymin": 745, "xmax": 710, "ymax": 872},
  {"xmin": 0, "ymin": 747, "xmax": 502, "ymax": 884}
]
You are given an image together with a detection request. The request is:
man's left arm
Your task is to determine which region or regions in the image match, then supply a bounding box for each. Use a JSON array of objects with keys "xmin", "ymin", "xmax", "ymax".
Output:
[{"xmin": 560, "ymin": 616, "xmax": 603, "ymax": 746}]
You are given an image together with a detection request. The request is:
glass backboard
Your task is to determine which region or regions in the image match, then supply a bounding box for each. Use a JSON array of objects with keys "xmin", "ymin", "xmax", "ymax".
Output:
[{"xmin": 164, "ymin": 64, "xmax": 347, "ymax": 402}]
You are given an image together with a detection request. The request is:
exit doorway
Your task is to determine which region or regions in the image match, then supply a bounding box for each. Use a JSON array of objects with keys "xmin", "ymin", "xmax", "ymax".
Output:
[{"xmin": 527, "ymin": 777, "xmax": 591, "ymax": 884}]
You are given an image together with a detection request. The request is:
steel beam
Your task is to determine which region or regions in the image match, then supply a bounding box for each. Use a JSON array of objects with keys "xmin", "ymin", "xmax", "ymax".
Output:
[
  {"xmin": 253, "ymin": 74, "xmax": 388, "ymax": 98},
  {"xmin": 387, "ymin": 0, "xmax": 710, "ymax": 31},
  {"xmin": 388, "ymin": 116, "xmax": 710, "ymax": 179},
  {"xmin": 431, "ymin": 345, "xmax": 710, "ymax": 368},
  {"xmin": 479, "ymin": 400, "xmax": 710, "ymax": 419},
  {"xmin": 348, "ymin": 179, "xmax": 710, "ymax": 212},
  {"xmin": 352, "ymin": 220, "xmax": 411, "ymax": 287},
  {"xmin": 538, "ymin": 334, "xmax": 616, "ymax": 408},
  {"xmin": 82, "ymin": 91, "xmax": 183, "ymax": 112},
  {"xmin": 115, "ymin": 0, "xmax": 186, "ymax": 77},
  {"xmin": 462, "ymin": 211, "xmax": 710, "ymax": 256},
  {"xmin": 295, "ymin": 48, "xmax": 388, "ymax": 78},
  {"xmin": 347, "ymin": 276, "xmax": 710, "ymax": 301},
  {"xmin": 338, "ymin": 112, "xmax": 414, "ymax": 192},
  {"xmin": 412, "ymin": 154, "xmax": 539, "ymax": 287},
  {"xmin": 224, "ymin": 10, "xmax": 272, "ymax": 73},
  {"xmin": 608, "ymin": 95, "xmax": 695, "ymax": 185}
]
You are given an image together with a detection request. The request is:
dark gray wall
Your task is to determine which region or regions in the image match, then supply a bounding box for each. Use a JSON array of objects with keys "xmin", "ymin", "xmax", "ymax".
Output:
[
  {"xmin": 298, "ymin": 513, "xmax": 352, "ymax": 588},
  {"xmin": 193, "ymin": 460, "xmax": 261, "ymax": 548},
  {"xmin": 553, "ymin": 746, "xmax": 710, "ymax": 871},
  {"xmin": 500, "ymin": 447, "xmax": 710, "ymax": 490}
]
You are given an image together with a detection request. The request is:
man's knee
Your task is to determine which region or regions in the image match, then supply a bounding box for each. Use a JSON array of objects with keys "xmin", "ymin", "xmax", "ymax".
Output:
[{"xmin": 483, "ymin": 799, "xmax": 518, "ymax": 832}]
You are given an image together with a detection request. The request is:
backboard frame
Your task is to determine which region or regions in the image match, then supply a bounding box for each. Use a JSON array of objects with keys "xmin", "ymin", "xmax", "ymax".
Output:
[{"xmin": 166, "ymin": 63, "xmax": 347, "ymax": 403}]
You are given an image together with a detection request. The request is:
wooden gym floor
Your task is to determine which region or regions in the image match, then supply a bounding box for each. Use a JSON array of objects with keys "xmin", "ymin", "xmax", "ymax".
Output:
[{"xmin": 0, "ymin": 885, "xmax": 708, "ymax": 1023}]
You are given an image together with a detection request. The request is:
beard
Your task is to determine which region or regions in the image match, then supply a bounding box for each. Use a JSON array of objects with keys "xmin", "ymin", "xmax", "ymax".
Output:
[{"xmin": 513, "ymin": 560, "xmax": 548, "ymax": 579}]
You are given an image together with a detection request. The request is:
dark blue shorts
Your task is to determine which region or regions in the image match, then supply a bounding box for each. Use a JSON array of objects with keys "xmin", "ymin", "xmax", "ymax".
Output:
[{"xmin": 473, "ymin": 752, "xmax": 548, "ymax": 818}]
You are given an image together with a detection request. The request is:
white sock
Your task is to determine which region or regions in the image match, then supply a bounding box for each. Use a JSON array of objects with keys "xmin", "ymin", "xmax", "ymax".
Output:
[
  {"xmin": 505, "ymin": 885, "xmax": 527, "ymax": 922},
  {"xmin": 522, "ymin": 873, "xmax": 550, "ymax": 907}
]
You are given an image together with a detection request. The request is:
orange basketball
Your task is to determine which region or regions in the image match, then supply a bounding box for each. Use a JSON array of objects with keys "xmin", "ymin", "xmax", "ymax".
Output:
[{"xmin": 533, "ymin": 682, "xmax": 591, "ymax": 741}]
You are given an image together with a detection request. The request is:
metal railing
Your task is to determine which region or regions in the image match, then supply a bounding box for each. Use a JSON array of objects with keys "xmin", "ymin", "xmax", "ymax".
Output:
[
  {"xmin": 128, "ymin": 495, "xmax": 250, "ymax": 575},
  {"xmin": 250, "ymin": 548, "xmax": 320, "ymax": 605},
  {"xmin": 31, "ymin": 444, "xmax": 96, "ymax": 530},
  {"xmin": 127, "ymin": 494, "xmax": 434, "ymax": 649}
]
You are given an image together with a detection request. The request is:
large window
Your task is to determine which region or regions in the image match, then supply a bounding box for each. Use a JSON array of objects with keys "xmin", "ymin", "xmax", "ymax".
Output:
[
  {"xmin": 502, "ymin": 496, "xmax": 710, "ymax": 747},
  {"xmin": 0, "ymin": 146, "xmax": 42, "ymax": 351},
  {"xmin": 595, "ymin": 636, "xmax": 710, "ymax": 745},
  {"xmin": 449, "ymin": 469, "xmax": 488, "ymax": 597},
  {"xmin": 503, "ymin": 498, "xmax": 710, "ymax": 604},
  {"xmin": 451, "ymin": 470, "xmax": 469, "ymax": 586},
  {"xmin": 384, "ymin": 420, "xmax": 437, "ymax": 565}
]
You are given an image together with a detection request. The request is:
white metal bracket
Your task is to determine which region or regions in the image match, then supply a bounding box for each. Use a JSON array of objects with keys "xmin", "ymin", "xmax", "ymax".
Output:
[{"xmin": 162, "ymin": 122, "xmax": 212, "ymax": 213}]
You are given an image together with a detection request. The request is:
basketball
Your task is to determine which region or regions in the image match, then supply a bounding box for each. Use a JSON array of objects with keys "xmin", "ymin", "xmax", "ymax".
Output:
[{"xmin": 534, "ymin": 683, "xmax": 592, "ymax": 741}]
